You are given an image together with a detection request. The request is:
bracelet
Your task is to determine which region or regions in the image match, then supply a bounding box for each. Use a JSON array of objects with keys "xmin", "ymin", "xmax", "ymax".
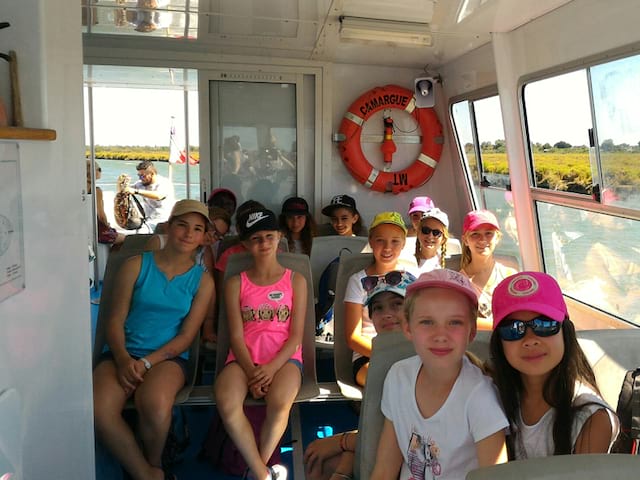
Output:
[{"xmin": 332, "ymin": 473, "xmax": 353, "ymax": 480}]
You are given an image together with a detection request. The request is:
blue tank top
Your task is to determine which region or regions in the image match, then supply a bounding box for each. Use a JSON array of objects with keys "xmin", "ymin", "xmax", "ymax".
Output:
[{"xmin": 123, "ymin": 251, "xmax": 204, "ymax": 359}]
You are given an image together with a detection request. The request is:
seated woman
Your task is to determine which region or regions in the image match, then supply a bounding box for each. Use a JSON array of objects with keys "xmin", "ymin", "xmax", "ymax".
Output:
[
  {"xmin": 304, "ymin": 269, "xmax": 415, "ymax": 480},
  {"xmin": 92, "ymin": 199, "xmax": 214, "ymax": 480},
  {"xmin": 490, "ymin": 271, "xmax": 619, "ymax": 458},
  {"xmin": 87, "ymin": 160, "xmax": 125, "ymax": 248},
  {"xmin": 321, "ymin": 195, "xmax": 364, "ymax": 237},
  {"xmin": 413, "ymin": 207, "xmax": 449, "ymax": 274},
  {"xmin": 459, "ymin": 209, "xmax": 517, "ymax": 329},
  {"xmin": 406, "ymin": 195, "xmax": 435, "ymax": 237},
  {"xmin": 279, "ymin": 196, "xmax": 316, "ymax": 256}
]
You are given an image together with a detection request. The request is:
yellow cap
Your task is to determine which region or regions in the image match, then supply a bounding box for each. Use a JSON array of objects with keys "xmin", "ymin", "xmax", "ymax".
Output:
[{"xmin": 369, "ymin": 211, "xmax": 407, "ymax": 235}]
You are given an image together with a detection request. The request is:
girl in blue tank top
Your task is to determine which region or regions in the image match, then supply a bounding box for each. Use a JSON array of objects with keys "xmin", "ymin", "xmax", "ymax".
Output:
[{"xmin": 93, "ymin": 199, "xmax": 214, "ymax": 480}]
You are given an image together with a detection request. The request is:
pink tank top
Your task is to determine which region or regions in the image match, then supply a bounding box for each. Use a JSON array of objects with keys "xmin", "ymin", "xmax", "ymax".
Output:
[{"xmin": 226, "ymin": 268, "xmax": 303, "ymax": 365}]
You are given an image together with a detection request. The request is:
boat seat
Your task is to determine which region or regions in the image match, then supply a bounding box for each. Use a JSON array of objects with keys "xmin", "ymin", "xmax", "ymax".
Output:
[
  {"xmin": 576, "ymin": 329, "xmax": 640, "ymax": 408},
  {"xmin": 92, "ymin": 242, "xmax": 200, "ymax": 405},
  {"xmin": 309, "ymin": 235, "xmax": 368, "ymax": 300},
  {"xmin": 121, "ymin": 233, "xmax": 154, "ymax": 251},
  {"xmin": 354, "ymin": 330, "xmax": 492, "ymax": 480},
  {"xmin": 214, "ymin": 252, "xmax": 319, "ymax": 404},
  {"xmin": 466, "ymin": 454, "xmax": 640, "ymax": 479},
  {"xmin": 333, "ymin": 253, "xmax": 374, "ymax": 400}
]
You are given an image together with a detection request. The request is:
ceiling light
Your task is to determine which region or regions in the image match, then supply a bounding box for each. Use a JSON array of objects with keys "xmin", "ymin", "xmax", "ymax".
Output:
[{"xmin": 339, "ymin": 16, "xmax": 432, "ymax": 47}]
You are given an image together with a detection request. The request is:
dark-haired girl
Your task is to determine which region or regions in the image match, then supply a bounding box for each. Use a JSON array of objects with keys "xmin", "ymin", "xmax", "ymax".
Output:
[
  {"xmin": 489, "ymin": 271, "xmax": 619, "ymax": 459},
  {"xmin": 279, "ymin": 196, "xmax": 316, "ymax": 256}
]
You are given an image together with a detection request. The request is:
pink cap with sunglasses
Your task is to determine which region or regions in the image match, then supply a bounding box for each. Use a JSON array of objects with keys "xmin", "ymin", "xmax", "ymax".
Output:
[
  {"xmin": 406, "ymin": 269, "xmax": 478, "ymax": 308},
  {"xmin": 463, "ymin": 209, "xmax": 500, "ymax": 233},
  {"xmin": 491, "ymin": 272, "xmax": 568, "ymax": 329}
]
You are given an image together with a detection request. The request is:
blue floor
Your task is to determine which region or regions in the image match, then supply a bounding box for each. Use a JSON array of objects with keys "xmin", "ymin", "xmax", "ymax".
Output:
[{"xmin": 91, "ymin": 283, "xmax": 359, "ymax": 479}]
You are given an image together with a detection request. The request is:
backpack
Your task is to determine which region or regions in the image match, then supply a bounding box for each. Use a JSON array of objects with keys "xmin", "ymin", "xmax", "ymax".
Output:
[
  {"xmin": 114, "ymin": 173, "xmax": 147, "ymax": 230},
  {"xmin": 161, "ymin": 406, "xmax": 190, "ymax": 469},
  {"xmin": 315, "ymin": 256, "xmax": 340, "ymax": 338},
  {"xmin": 199, "ymin": 405, "xmax": 281, "ymax": 476},
  {"xmin": 611, "ymin": 367, "xmax": 640, "ymax": 454}
]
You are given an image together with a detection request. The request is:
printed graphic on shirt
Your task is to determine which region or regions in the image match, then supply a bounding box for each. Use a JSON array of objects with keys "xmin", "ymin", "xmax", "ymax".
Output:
[
  {"xmin": 240, "ymin": 293, "xmax": 291, "ymax": 323},
  {"xmin": 407, "ymin": 431, "xmax": 441, "ymax": 480}
]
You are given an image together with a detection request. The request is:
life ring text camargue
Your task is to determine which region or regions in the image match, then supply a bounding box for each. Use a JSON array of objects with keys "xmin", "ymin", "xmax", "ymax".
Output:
[{"xmin": 338, "ymin": 85, "xmax": 443, "ymax": 194}]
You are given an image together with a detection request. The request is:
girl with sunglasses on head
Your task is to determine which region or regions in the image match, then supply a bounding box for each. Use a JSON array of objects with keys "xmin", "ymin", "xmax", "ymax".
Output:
[
  {"xmin": 489, "ymin": 271, "xmax": 619, "ymax": 460},
  {"xmin": 460, "ymin": 209, "xmax": 518, "ymax": 330},
  {"xmin": 344, "ymin": 212, "xmax": 408, "ymax": 387},
  {"xmin": 414, "ymin": 208, "xmax": 449, "ymax": 274},
  {"xmin": 304, "ymin": 269, "xmax": 414, "ymax": 480}
]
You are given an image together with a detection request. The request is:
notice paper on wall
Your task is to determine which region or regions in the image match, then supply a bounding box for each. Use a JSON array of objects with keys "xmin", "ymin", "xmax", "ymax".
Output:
[{"xmin": 0, "ymin": 142, "xmax": 25, "ymax": 303}]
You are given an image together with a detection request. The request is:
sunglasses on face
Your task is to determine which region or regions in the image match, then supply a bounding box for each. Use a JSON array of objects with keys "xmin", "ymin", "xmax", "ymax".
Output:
[
  {"xmin": 361, "ymin": 271, "xmax": 405, "ymax": 293},
  {"xmin": 420, "ymin": 226, "xmax": 443, "ymax": 237},
  {"xmin": 497, "ymin": 315, "xmax": 562, "ymax": 341}
]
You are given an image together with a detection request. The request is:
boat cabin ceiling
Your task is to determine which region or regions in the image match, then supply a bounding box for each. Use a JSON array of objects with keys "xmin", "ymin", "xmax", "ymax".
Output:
[{"xmin": 82, "ymin": 0, "xmax": 574, "ymax": 68}]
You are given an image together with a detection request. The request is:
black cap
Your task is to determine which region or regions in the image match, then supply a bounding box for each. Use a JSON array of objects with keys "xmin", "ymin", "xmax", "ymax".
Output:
[
  {"xmin": 239, "ymin": 209, "xmax": 280, "ymax": 239},
  {"xmin": 321, "ymin": 194, "xmax": 357, "ymax": 216},
  {"xmin": 282, "ymin": 197, "xmax": 310, "ymax": 216}
]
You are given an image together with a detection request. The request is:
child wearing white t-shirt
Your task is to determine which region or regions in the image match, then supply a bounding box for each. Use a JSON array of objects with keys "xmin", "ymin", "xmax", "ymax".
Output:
[{"xmin": 371, "ymin": 269, "xmax": 509, "ymax": 480}]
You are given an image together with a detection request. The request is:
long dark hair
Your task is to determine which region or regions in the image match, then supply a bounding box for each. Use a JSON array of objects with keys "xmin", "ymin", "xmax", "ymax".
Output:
[
  {"xmin": 279, "ymin": 212, "xmax": 316, "ymax": 256},
  {"xmin": 489, "ymin": 318, "xmax": 601, "ymax": 457}
]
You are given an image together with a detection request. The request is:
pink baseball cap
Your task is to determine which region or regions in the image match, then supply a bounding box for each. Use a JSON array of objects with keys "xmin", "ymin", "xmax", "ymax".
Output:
[
  {"xmin": 406, "ymin": 269, "xmax": 478, "ymax": 308},
  {"xmin": 408, "ymin": 196, "xmax": 435, "ymax": 215},
  {"xmin": 491, "ymin": 271, "xmax": 568, "ymax": 329},
  {"xmin": 463, "ymin": 209, "xmax": 500, "ymax": 233}
]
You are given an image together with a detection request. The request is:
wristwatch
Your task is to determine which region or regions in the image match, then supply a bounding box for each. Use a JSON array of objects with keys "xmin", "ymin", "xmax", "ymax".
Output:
[
  {"xmin": 134, "ymin": 189, "xmax": 139, "ymax": 195},
  {"xmin": 140, "ymin": 357, "xmax": 152, "ymax": 370}
]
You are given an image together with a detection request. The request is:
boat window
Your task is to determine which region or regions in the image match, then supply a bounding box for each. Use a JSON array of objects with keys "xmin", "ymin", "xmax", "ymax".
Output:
[
  {"xmin": 209, "ymin": 80, "xmax": 297, "ymax": 213},
  {"xmin": 537, "ymin": 202, "xmax": 640, "ymax": 326},
  {"xmin": 84, "ymin": 65, "xmax": 200, "ymax": 220},
  {"xmin": 590, "ymin": 54, "xmax": 640, "ymax": 210},
  {"xmin": 451, "ymin": 95, "xmax": 520, "ymax": 263},
  {"xmin": 523, "ymin": 70, "xmax": 593, "ymax": 195}
]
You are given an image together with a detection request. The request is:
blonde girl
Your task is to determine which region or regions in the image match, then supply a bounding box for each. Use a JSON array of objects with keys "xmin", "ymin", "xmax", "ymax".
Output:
[
  {"xmin": 344, "ymin": 212, "xmax": 407, "ymax": 386},
  {"xmin": 414, "ymin": 207, "xmax": 449, "ymax": 273},
  {"xmin": 459, "ymin": 209, "xmax": 517, "ymax": 329}
]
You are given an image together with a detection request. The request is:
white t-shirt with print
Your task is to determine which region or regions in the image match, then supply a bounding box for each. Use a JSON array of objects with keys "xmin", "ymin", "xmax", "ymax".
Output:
[{"xmin": 381, "ymin": 355, "xmax": 509, "ymax": 480}]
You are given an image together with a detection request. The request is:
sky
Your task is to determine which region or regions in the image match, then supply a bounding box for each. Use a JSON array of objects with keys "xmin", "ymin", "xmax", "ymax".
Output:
[{"xmin": 84, "ymin": 88, "xmax": 199, "ymax": 147}]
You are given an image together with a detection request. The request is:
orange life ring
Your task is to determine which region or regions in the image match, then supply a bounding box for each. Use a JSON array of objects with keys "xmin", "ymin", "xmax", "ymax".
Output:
[{"xmin": 338, "ymin": 84, "xmax": 443, "ymax": 194}]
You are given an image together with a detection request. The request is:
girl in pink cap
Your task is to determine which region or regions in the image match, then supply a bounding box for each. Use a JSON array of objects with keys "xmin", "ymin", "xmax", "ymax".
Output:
[
  {"xmin": 372, "ymin": 269, "xmax": 508, "ymax": 480},
  {"xmin": 459, "ymin": 209, "xmax": 517, "ymax": 329},
  {"xmin": 406, "ymin": 195, "xmax": 435, "ymax": 237},
  {"xmin": 489, "ymin": 271, "xmax": 619, "ymax": 459}
]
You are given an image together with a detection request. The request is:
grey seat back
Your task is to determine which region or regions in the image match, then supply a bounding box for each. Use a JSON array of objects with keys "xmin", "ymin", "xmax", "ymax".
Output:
[
  {"xmin": 355, "ymin": 332, "xmax": 415, "ymax": 480},
  {"xmin": 93, "ymin": 243, "xmax": 200, "ymax": 404},
  {"xmin": 215, "ymin": 252, "xmax": 319, "ymax": 402},
  {"xmin": 333, "ymin": 253, "xmax": 374, "ymax": 399},
  {"xmin": 577, "ymin": 329, "xmax": 640, "ymax": 408},
  {"xmin": 466, "ymin": 454, "xmax": 640, "ymax": 479},
  {"xmin": 120, "ymin": 233, "xmax": 153, "ymax": 251}
]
